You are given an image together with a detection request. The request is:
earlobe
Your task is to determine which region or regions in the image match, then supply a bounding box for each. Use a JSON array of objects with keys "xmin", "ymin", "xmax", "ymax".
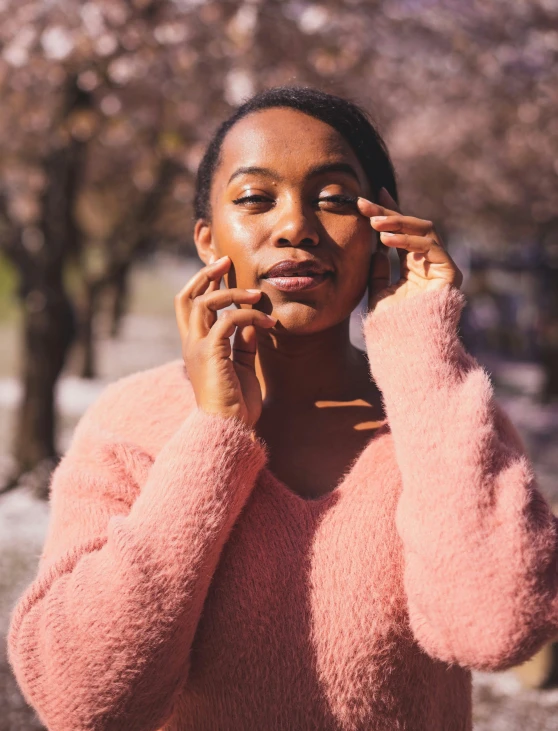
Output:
[{"xmin": 193, "ymin": 219, "xmax": 217, "ymax": 265}]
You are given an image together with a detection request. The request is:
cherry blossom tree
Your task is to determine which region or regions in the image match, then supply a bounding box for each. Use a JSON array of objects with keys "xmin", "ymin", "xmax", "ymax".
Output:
[{"xmin": 1, "ymin": 0, "xmax": 557, "ymax": 491}]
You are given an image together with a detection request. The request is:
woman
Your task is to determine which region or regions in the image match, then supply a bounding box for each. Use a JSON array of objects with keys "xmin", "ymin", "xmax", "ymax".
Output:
[{"xmin": 8, "ymin": 87, "xmax": 558, "ymax": 730}]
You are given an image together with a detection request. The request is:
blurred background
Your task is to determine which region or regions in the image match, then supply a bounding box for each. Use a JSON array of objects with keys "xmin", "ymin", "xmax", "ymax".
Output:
[{"xmin": 1, "ymin": 0, "xmax": 557, "ymax": 728}]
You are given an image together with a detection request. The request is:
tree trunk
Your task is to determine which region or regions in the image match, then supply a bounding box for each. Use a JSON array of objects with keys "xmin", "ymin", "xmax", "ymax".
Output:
[
  {"xmin": 73, "ymin": 280, "xmax": 102, "ymax": 380},
  {"xmin": 72, "ymin": 263, "xmax": 129, "ymax": 380},
  {"xmin": 540, "ymin": 342, "xmax": 558, "ymax": 403},
  {"xmin": 14, "ymin": 290, "xmax": 75, "ymax": 469},
  {"xmin": 538, "ymin": 267, "xmax": 558, "ymax": 403},
  {"xmin": 7, "ymin": 80, "xmax": 88, "ymax": 488},
  {"xmin": 107, "ymin": 264, "xmax": 130, "ymax": 339}
]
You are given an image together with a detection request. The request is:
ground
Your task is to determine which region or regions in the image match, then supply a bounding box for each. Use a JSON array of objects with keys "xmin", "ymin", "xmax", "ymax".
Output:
[{"xmin": 1, "ymin": 254, "xmax": 557, "ymax": 730}]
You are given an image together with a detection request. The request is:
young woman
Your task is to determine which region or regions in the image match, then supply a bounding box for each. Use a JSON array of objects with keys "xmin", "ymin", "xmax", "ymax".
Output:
[{"xmin": 8, "ymin": 87, "xmax": 558, "ymax": 731}]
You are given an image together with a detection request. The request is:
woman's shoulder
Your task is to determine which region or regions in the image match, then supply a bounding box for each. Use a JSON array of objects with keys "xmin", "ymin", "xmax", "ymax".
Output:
[{"xmin": 71, "ymin": 358, "xmax": 196, "ymax": 455}]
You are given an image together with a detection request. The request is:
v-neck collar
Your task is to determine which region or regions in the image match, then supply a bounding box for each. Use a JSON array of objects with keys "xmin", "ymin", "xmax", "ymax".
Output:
[{"xmin": 260, "ymin": 422, "xmax": 391, "ymax": 512}]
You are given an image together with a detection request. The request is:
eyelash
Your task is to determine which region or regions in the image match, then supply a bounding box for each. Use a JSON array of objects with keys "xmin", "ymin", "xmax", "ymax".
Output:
[{"xmin": 231, "ymin": 194, "xmax": 359, "ymax": 208}]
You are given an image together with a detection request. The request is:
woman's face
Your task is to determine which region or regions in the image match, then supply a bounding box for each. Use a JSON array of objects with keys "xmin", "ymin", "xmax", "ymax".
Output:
[{"xmin": 194, "ymin": 107, "xmax": 377, "ymax": 334}]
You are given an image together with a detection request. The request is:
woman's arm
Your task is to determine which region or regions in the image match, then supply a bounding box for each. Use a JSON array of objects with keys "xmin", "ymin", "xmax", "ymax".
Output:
[
  {"xmin": 363, "ymin": 284, "xmax": 558, "ymax": 672},
  {"xmin": 7, "ymin": 378, "xmax": 267, "ymax": 731}
]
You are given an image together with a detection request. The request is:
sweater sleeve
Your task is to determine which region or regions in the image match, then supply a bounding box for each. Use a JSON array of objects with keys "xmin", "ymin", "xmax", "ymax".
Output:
[
  {"xmin": 7, "ymin": 389, "xmax": 268, "ymax": 731},
  {"xmin": 362, "ymin": 284, "xmax": 558, "ymax": 672}
]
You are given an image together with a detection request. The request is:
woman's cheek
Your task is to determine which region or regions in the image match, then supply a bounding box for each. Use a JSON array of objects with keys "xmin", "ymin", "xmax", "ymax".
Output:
[
  {"xmin": 342, "ymin": 267, "xmax": 369, "ymax": 311},
  {"xmin": 215, "ymin": 217, "xmax": 266, "ymax": 289},
  {"xmin": 338, "ymin": 237, "xmax": 373, "ymax": 306},
  {"xmin": 327, "ymin": 215, "xmax": 373, "ymax": 253},
  {"xmin": 337, "ymin": 215, "xmax": 373, "ymax": 259}
]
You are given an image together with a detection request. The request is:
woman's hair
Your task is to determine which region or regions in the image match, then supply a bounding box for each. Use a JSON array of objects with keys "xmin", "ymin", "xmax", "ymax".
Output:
[{"xmin": 193, "ymin": 86, "xmax": 399, "ymax": 222}]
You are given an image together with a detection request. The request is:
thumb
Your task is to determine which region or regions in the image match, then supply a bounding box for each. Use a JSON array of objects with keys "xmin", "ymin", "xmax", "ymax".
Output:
[
  {"xmin": 368, "ymin": 248, "xmax": 391, "ymax": 310},
  {"xmin": 232, "ymin": 324, "xmax": 257, "ymax": 371}
]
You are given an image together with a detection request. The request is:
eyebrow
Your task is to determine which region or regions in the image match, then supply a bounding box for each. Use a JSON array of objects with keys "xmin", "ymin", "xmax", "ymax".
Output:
[{"xmin": 226, "ymin": 162, "xmax": 361, "ymax": 186}]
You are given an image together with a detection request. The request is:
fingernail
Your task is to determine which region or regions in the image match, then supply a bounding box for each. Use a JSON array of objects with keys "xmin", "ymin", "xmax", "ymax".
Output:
[
  {"xmin": 371, "ymin": 216, "xmax": 387, "ymax": 222},
  {"xmin": 380, "ymin": 231, "xmax": 395, "ymax": 236},
  {"xmin": 246, "ymin": 289, "xmax": 261, "ymax": 294},
  {"xmin": 214, "ymin": 255, "xmax": 228, "ymax": 263},
  {"xmin": 265, "ymin": 314, "xmax": 277, "ymax": 322}
]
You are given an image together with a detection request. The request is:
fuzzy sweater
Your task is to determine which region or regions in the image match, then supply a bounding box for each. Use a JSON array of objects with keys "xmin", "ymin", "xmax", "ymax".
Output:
[{"xmin": 7, "ymin": 286, "xmax": 558, "ymax": 731}]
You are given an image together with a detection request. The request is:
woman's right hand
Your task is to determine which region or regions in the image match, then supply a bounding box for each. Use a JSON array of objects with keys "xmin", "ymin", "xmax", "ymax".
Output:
[{"xmin": 175, "ymin": 255, "xmax": 276, "ymax": 428}]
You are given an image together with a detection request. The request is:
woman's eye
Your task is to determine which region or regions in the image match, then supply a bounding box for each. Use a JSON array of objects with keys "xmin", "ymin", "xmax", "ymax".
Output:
[
  {"xmin": 232, "ymin": 195, "xmax": 273, "ymax": 206},
  {"xmin": 317, "ymin": 194, "xmax": 358, "ymax": 209},
  {"xmin": 231, "ymin": 193, "xmax": 358, "ymax": 209}
]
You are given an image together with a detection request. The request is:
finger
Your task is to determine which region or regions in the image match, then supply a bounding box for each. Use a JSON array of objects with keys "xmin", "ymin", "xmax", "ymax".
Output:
[
  {"xmin": 369, "ymin": 214, "xmax": 434, "ymax": 237},
  {"xmin": 210, "ymin": 309, "xmax": 276, "ymax": 342},
  {"xmin": 375, "ymin": 188, "xmax": 446, "ymax": 250},
  {"xmin": 358, "ymin": 187, "xmax": 402, "ymax": 217},
  {"xmin": 206, "ymin": 278, "xmax": 220, "ymax": 294},
  {"xmin": 359, "ymin": 191, "xmax": 432, "ymax": 236},
  {"xmin": 232, "ymin": 324, "xmax": 257, "ymax": 370},
  {"xmin": 357, "ymin": 196, "xmax": 399, "ymax": 219},
  {"xmin": 206, "ymin": 258, "xmax": 222, "ymax": 293},
  {"xmin": 358, "ymin": 185, "xmax": 402, "ymax": 218},
  {"xmin": 368, "ymin": 249, "xmax": 391, "ymax": 305},
  {"xmin": 378, "ymin": 233, "xmax": 449, "ymax": 265},
  {"xmin": 189, "ymin": 288, "xmax": 263, "ymax": 339},
  {"xmin": 201, "ymin": 288, "xmax": 262, "ymax": 312},
  {"xmin": 175, "ymin": 256, "xmax": 230, "ymax": 306},
  {"xmin": 174, "ymin": 257, "xmax": 230, "ymax": 338}
]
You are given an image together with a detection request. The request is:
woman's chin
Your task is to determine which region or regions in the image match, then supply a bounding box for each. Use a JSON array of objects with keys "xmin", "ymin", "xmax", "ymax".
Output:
[{"xmin": 264, "ymin": 302, "xmax": 342, "ymax": 335}]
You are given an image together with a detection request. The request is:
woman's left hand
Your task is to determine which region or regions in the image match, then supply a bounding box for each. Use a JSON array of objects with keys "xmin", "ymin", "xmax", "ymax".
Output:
[{"xmin": 357, "ymin": 188, "xmax": 463, "ymax": 316}]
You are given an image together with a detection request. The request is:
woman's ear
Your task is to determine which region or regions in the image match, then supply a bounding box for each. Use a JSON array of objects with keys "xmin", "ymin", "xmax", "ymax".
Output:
[{"xmin": 193, "ymin": 219, "xmax": 218, "ymax": 265}]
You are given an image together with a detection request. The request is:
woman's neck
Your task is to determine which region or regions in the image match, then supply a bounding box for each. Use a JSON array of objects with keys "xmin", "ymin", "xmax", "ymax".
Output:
[{"xmin": 254, "ymin": 317, "xmax": 366, "ymax": 409}]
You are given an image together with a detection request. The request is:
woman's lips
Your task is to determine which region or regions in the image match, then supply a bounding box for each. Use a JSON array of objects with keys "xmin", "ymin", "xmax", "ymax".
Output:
[{"xmin": 262, "ymin": 272, "xmax": 330, "ymax": 292}]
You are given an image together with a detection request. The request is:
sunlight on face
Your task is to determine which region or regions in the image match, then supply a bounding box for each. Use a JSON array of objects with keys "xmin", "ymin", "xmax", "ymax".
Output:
[{"xmin": 201, "ymin": 107, "xmax": 376, "ymax": 334}]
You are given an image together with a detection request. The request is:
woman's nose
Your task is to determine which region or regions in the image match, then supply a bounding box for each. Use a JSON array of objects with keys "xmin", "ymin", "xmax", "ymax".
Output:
[{"xmin": 271, "ymin": 199, "xmax": 319, "ymax": 247}]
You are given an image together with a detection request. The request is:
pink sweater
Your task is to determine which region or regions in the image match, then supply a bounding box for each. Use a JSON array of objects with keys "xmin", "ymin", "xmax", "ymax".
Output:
[{"xmin": 7, "ymin": 286, "xmax": 558, "ymax": 730}]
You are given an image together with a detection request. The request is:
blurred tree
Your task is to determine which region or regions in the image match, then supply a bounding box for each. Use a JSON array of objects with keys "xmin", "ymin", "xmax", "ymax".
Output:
[
  {"xmin": 0, "ymin": 74, "xmax": 87, "ymax": 484},
  {"xmin": 0, "ymin": 0, "xmax": 557, "ymax": 492},
  {"xmin": 0, "ymin": 0, "xmax": 197, "ymax": 489}
]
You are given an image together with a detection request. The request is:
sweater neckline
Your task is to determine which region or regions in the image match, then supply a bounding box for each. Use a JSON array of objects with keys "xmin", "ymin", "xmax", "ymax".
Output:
[{"xmin": 261, "ymin": 422, "xmax": 391, "ymax": 511}]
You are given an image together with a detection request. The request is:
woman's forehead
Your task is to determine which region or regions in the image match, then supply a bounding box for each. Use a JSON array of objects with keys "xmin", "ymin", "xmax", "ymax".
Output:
[{"xmin": 216, "ymin": 107, "xmax": 363, "ymax": 180}]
